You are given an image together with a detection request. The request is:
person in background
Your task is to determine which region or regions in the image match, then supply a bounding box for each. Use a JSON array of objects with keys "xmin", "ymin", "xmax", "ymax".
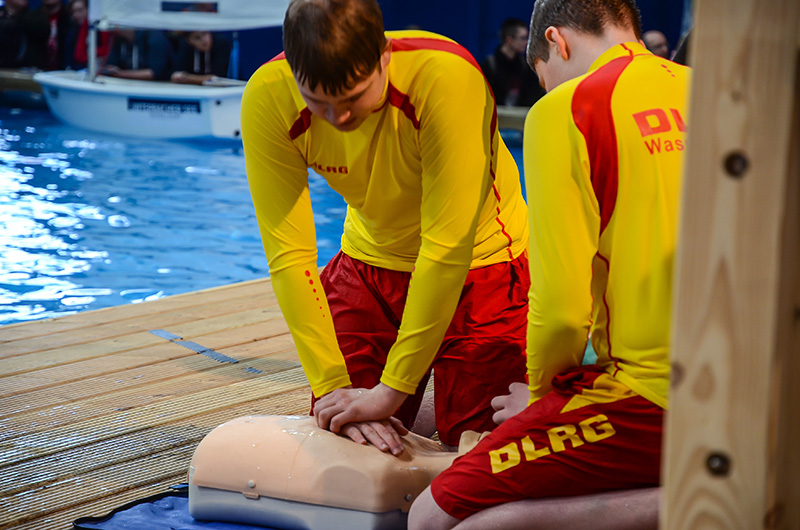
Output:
[
  {"xmin": 22, "ymin": 0, "xmax": 71, "ymax": 70},
  {"xmin": 170, "ymin": 30, "xmax": 231, "ymax": 84},
  {"xmin": 409, "ymin": 0, "xmax": 690, "ymax": 527},
  {"xmin": 242, "ymin": 0, "xmax": 530, "ymax": 455},
  {"xmin": 642, "ymin": 29, "xmax": 669, "ymax": 58},
  {"xmin": 0, "ymin": 0, "xmax": 30, "ymax": 68},
  {"xmin": 63, "ymin": 0, "xmax": 110, "ymax": 70},
  {"xmin": 101, "ymin": 28, "xmax": 174, "ymax": 81},
  {"xmin": 480, "ymin": 17, "xmax": 545, "ymax": 107}
]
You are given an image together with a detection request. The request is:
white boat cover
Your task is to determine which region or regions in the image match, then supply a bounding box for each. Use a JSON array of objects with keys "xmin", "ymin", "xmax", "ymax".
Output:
[{"xmin": 90, "ymin": 0, "xmax": 290, "ymax": 31}]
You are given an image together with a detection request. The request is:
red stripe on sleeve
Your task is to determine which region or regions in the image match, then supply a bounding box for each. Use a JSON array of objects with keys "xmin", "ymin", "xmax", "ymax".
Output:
[
  {"xmin": 571, "ymin": 56, "xmax": 632, "ymax": 234},
  {"xmin": 386, "ymin": 82, "xmax": 420, "ymax": 129},
  {"xmin": 289, "ymin": 107, "xmax": 312, "ymax": 140},
  {"xmin": 594, "ymin": 252, "xmax": 617, "ymax": 363},
  {"xmin": 391, "ymin": 37, "xmax": 510, "ymax": 255},
  {"xmin": 390, "ymin": 36, "xmax": 496, "ymax": 115},
  {"xmin": 262, "ymin": 52, "xmax": 310, "ymax": 140},
  {"xmin": 391, "ymin": 37, "xmax": 482, "ymax": 71}
]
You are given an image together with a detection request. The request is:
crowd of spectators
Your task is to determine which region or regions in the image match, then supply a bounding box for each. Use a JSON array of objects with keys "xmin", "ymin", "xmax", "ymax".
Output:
[{"xmin": 0, "ymin": 0, "xmax": 231, "ymax": 85}]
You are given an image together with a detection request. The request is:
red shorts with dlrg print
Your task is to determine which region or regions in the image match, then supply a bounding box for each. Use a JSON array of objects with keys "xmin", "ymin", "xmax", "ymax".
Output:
[
  {"xmin": 313, "ymin": 251, "xmax": 529, "ymax": 446},
  {"xmin": 430, "ymin": 365, "xmax": 664, "ymax": 520}
]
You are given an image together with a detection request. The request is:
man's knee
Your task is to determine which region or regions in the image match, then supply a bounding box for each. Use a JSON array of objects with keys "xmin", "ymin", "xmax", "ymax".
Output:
[{"xmin": 408, "ymin": 486, "xmax": 460, "ymax": 530}]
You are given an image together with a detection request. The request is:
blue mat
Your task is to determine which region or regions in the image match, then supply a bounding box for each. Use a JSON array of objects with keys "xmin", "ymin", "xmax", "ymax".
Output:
[{"xmin": 73, "ymin": 487, "xmax": 276, "ymax": 530}]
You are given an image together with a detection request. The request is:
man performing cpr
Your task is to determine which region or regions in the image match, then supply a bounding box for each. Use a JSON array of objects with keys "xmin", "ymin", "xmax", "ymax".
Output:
[{"xmin": 241, "ymin": 0, "xmax": 529, "ymax": 452}]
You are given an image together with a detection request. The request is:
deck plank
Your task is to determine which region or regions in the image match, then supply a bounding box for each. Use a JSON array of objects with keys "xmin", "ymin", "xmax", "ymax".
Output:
[
  {"xmin": 6, "ymin": 481, "xmax": 183, "ymax": 530},
  {"xmin": 0, "ymin": 296, "xmax": 283, "ymax": 359},
  {"xmin": 3, "ymin": 446, "xmax": 195, "ymax": 528},
  {"xmin": 0, "ymin": 335, "xmax": 298, "ymax": 417},
  {"xmin": 0, "ymin": 388, "xmax": 311, "ymax": 497},
  {"xmin": 0, "ymin": 306, "xmax": 289, "ymax": 375},
  {"xmin": 0, "ymin": 278, "xmax": 316, "ymax": 530},
  {"xmin": 1, "ymin": 368, "xmax": 309, "ymax": 465},
  {"xmin": 1, "ymin": 389, "xmax": 311, "ymax": 529},
  {"xmin": 0, "ymin": 278, "xmax": 277, "ymax": 343}
]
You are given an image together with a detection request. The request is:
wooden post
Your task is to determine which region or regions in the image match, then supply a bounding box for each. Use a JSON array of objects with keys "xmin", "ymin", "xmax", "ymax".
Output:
[{"xmin": 662, "ymin": 1, "xmax": 800, "ymax": 529}]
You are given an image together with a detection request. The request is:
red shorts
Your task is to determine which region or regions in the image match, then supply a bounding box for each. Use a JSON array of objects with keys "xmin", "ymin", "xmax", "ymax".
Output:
[
  {"xmin": 430, "ymin": 365, "xmax": 664, "ymax": 520},
  {"xmin": 314, "ymin": 251, "xmax": 529, "ymax": 446}
]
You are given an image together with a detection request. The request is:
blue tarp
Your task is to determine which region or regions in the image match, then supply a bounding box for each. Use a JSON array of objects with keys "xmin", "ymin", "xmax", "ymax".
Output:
[{"xmin": 74, "ymin": 492, "xmax": 276, "ymax": 530}]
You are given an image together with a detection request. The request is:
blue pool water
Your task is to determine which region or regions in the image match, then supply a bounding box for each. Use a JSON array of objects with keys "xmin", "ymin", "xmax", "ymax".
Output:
[{"xmin": 0, "ymin": 106, "xmax": 524, "ymax": 327}]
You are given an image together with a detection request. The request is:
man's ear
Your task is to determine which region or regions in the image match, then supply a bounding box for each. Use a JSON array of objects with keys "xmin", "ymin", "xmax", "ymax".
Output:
[
  {"xmin": 381, "ymin": 38, "xmax": 392, "ymax": 69},
  {"xmin": 544, "ymin": 26, "xmax": 570, "ymax": 61}
]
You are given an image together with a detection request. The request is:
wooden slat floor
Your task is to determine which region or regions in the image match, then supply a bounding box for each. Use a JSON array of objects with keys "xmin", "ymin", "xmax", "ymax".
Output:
[{"xmin": 0, "ymin": 277, "xmax": 311, "ymax": 530}]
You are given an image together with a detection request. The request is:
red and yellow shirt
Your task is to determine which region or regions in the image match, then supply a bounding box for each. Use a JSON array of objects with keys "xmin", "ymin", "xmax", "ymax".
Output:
[
  {"xmin": 524, "ymin": 42, "xmax": 690, "ymax": 409},
  {"xmin": 242, "ymin": 30, "xmax": 528, "ymax": 397}
]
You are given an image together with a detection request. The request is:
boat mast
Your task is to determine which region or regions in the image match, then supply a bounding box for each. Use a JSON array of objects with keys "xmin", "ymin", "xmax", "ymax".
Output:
[
  {"xmin": 87, "ymin": 0, "xmax": 104, "ymax": 81},
  {"xmin": 88, "ymin": 23, "xmax": 98, "ymax": 81}
]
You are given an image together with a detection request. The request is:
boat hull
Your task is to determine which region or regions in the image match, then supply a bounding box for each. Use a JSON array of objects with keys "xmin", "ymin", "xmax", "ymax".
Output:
[{"xmin": 34, "ymin": 71, "xmax": 245, "ymax": 140}]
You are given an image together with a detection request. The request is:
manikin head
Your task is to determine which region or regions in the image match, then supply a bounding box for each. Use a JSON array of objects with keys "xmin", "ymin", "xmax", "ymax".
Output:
[
  {"xmin": 526, "ymin": 0, "xmax": 642, "ymax": 92},
  {"xmin": 283, "ymin": 0, "xmax": 391, "ymax": 132}
]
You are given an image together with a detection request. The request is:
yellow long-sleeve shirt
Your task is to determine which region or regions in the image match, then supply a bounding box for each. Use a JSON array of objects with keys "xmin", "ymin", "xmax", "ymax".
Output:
[
  {"xmin": 242, "ymin": 30, "xmax": 528, "ymax": 397},
  {"xmin": 524, "ymin": 42, "xmax": 690, "ymax": 409}
]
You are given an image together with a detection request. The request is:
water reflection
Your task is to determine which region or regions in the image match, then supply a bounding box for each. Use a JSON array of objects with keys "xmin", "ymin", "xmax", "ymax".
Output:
[{"xmin": 0, "ymin": 107, "xmax": 347, "ymax": 326}]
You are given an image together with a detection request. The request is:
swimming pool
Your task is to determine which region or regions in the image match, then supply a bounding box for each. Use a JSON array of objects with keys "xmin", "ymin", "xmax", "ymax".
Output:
[{"xmin": 0, "ymin": 106, "xmax": 524, "ymax": 326}]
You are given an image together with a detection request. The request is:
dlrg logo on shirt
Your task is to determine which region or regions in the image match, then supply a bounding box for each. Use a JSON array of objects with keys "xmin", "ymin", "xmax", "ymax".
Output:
[
  {"xmin": 632, "ymin": 107, "xmax": 687, "ymax": 155},
  {"xmin": 311, "ymin": 162, "xmax": 349, "ymax": 174},
  {"xmin": 488, "ymin": 414, "xmax": 616, "ymax": 474}
]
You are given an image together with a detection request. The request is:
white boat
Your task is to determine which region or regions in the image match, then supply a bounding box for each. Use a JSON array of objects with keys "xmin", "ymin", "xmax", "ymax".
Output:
[
  {"xmin": 36, "ymin": 71, "xmax": 247, "ymax": 139},
  {"xmin": 34, "ymin": 0, "xmax": 289, "ymax": 140}
]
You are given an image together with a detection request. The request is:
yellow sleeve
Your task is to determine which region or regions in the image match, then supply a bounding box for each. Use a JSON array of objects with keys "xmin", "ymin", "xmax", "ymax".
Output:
[
  {"xmin": 241, "ymin": 68, "xmax": 350, "ymax": 397},
  {"xmin": 381, "ymin": 56, "xmax": 495, "ymax": 393},
  {"xmin": 523, "ymin": 88, "xmax": 599, "ymax": 403}
]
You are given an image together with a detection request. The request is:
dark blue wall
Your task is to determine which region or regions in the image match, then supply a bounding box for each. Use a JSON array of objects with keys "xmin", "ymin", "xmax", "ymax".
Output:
[
  {"xmin": 186, "ymin": 1, "xmax": 690, "ymax": 80},
  {"xmin": 23, "ymin": 0, "xmax": 686, "ymax": 79}
]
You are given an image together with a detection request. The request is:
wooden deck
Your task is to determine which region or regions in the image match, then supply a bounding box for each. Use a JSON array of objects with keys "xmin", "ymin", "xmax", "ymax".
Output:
[{"xmin": 0, "ymin": 277, "xmax": 311, "ymax": 530}]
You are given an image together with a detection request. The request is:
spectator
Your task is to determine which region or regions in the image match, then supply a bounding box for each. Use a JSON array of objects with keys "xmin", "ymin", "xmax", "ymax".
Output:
[
  {"xmin": 481, "ymin": 17, "xmax": 545, "ymax": 107},
  {"xmin": 409, "ymin": 0, "xmax": 690, "ymax": 527},
  {"xmin": 101, "ymin": 28, "xmax": 174, "ymax": 81},
  {"xmin": 642, "ymin": 29, "xmax": 669, "ymax": 58},
  {"xmin": 22, "ymin": 0, "xmax": 71, "ymax": 70},
  {"xmin": 0, "ymin": 0, "xmax": 30, "ymax": 68},
  {"xmin": 63, "ymin": 0, "xmax": 110, "ymax": 70},
  {"xmin": 170, "ymin": 30, "xmax": 231, "ymax": 84}
]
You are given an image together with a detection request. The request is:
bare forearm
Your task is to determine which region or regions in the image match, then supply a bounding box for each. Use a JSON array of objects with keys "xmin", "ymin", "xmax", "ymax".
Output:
[
  {"xmin": 171, "ymin": 71, "xmax": 215, "ymax": 85},
  {"xmin": 110, "ymin": 68, "xmax": 155, "ymax": 81}
]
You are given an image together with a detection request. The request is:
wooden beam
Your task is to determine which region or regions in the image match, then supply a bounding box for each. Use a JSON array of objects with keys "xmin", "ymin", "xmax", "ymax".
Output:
[{"xmin": 662, "ymin": 0, "xmax": 800, "ymax": 528}]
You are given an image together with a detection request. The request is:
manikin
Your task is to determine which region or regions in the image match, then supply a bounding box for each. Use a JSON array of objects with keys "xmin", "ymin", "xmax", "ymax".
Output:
[{"xmin": 189, "ymin": 415, "xmax": 465, "ymax": 530}]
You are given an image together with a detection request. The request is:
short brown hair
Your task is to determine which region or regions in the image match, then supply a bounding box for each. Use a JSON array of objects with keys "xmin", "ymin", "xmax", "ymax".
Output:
[
  {"xmin": 527, "ymin": 0, "xmax": 642, "ymax": 67},
  {"xmin": 283, "ymin": 0, "xmax": 387, "ymax": 95}
]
